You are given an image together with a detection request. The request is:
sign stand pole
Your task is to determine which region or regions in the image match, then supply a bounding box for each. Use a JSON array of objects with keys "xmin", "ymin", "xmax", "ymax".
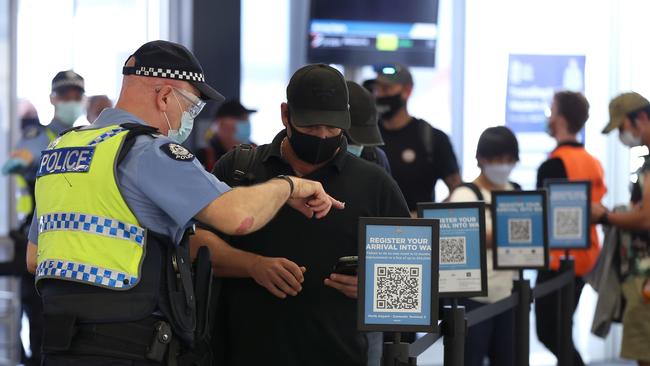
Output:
[
  {"xmin": 558, "ymin": 258, "xmax": 575, "ymax": 366},
  {"xmin": 514, "ymin": 269, "xmax": 531, "ymax": 366},
  {"xmin": 442, "ymin": 299, "xmax": 465, "ymax": 366},
  {"xmin": 381, "ymin": 332, "xmax": 417, "ymax": 366}
]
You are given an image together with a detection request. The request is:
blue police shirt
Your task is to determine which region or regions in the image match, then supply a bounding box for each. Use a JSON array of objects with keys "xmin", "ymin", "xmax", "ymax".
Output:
[
  {"xmin": 28, "ymin": 108, "xmax": 230, "ymax": 245},
  {"xmin": 10, "ymin": 119, "xmax": 70, "ymax": 182}
]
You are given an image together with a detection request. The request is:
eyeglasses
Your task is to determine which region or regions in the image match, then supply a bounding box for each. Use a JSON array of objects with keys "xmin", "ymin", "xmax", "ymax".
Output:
[{"xmin": 173, "ymin": 87, "xmax": 206, "ymax": 119}]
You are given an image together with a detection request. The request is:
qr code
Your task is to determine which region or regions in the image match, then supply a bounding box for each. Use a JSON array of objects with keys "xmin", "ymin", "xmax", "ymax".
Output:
[
  {"xmin": 440, "ymin": 236, "xmax": 467, "ymax": 265},
  {"xmin": 508, "ymin": 218, "xmax": 532, "ymax": 243},
  {"xmin": 554, "ymin": 207, "xmax": 582, "ymax": 239},
  {"xmin": 373, "ymin": 264, "xmax": 422, "ymax": 313}
]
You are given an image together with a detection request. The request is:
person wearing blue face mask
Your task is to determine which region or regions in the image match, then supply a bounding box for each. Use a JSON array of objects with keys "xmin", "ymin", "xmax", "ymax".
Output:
[
  {"xmin": 1, "ymin": 70, "xmax": 85, "ymax": 366},
  {"xmin": 345, "ymin": 81, "xmax": 391, "ymax": 175},
  {"xmin": 447, "ymin": 126, "xmax": 521, "ymax": 366},
  {"xmin": 197, "ymin": 99, "xmax": 257, "ymax": 171}
]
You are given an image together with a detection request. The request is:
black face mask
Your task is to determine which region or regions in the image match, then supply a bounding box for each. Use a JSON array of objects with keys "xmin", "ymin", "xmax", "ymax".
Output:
[
  {"xmin": 20, "ymin": 117, "xmax": 40, "ymax": 129},
  {"xmin": 287, "ymin": 122, "xmax": 342, "ymax": 164},
  {"xmin": 375, "ymin": 93, "xmax": 405, "ymax": 120}
]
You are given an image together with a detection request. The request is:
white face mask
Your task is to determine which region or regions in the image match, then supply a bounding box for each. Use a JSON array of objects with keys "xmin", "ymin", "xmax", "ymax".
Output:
[
  {"xmin": 483, "ymin": 163, "xmax": 515, "ymax": 186},
  {"xmin": 619, "ymin": 130, "xmax": 642, "ymax": 147},
  {"xmin": 162, "ymin": 90, "xmax": 194, "ymax": 144}
]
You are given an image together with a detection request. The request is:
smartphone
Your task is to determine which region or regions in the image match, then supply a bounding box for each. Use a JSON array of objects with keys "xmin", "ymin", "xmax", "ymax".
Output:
[{"xmin": 332, "ymin": 256, "xmax": 358, "ymax": 276}]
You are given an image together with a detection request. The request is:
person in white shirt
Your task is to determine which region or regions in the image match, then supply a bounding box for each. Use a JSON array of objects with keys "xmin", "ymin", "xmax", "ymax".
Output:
[{"xmin": 447, "ymin": 126, "xmax": 520, "ymax": 366}]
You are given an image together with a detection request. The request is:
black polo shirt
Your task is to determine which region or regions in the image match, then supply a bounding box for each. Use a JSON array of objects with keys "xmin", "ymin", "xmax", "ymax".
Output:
[
  {"xmin": 211, "ymin": 130, "xmax": 409, "ymax": 366},
  {"xmin": 379, "ymin": 117, "xmax": 459, "ymax": 210}
]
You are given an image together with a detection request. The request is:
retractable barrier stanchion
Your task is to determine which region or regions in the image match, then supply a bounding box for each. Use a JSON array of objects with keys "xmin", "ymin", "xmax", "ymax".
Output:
[
  {"xmin": 558, "ymin": 254, "xmax": 575, "ymax": 366},
  {"xmin": 513, "ymin": 269, "xmax": 532, "ymax": 366},
  {"xmin": 382, "ymin": 333, "xmax": 417, "ymax": 366},
  {"xmin": 442, "ymin": 299, "xmax": 465, "ymax": 366}
]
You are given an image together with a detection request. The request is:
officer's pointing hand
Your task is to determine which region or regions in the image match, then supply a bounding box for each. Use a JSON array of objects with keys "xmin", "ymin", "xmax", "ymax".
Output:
[{"xmin": 287, "ymin": 177, "xmax": 345, "ymax": 219}]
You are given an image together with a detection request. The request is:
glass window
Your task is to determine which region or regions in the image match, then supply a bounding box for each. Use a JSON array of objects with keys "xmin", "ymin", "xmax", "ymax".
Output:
[
  {"xmin": 240, "ymin": 0, "xmax": 290, "ymax": 145},
  {"xmin": 0, "ymin": 0, "xmax": 12, "ymax": 235},
  {"xmin": 17, "ymin": 0, "xmax": 168, "ymax": 127}
]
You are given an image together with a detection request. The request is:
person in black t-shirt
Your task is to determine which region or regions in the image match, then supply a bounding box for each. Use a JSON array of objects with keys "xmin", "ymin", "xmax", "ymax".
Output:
[
  {"xmin": 192, "ymin": 64, "xmax": 410, "ymax": 366},
  {"xmin": 197, "ymin": 99, "xmax": 257, "ymax": 171},
  {"xmin": 373, "ymin": 63, "xmax": 461, "ymax": 212}
]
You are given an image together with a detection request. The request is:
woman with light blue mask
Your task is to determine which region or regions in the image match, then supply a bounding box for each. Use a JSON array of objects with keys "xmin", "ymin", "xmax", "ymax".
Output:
[{"xmin": 447, "ymin": 125, "xmax": 520, "ymax": 366}]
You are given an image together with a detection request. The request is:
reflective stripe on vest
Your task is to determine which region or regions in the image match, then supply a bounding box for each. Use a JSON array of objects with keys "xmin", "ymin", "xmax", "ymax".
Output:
[
  {"xmin": 549, "ymin": 145, "xmax": 607, "ymax": 276},
  {"xmin": 35, "ymin": 125, "xmax": 146, "ymax": 290},
  {"xmin": 15, "ymin": 175, "xmax": 33, "ymax": 216}
]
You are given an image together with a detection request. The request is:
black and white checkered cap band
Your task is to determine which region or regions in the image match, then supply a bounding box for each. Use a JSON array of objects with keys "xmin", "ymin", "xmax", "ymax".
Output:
[
  {"xmin": 52, "ymin": 79, "xmax": 84, "ymax": 91},
  {"xmin": 123, "ymin": 66, "xmax": 205, "ymax": 82}
]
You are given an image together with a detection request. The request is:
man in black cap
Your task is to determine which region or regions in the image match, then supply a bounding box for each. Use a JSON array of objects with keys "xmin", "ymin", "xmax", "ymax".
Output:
[
  {"xmin": 197, "ymin": 99, "xmax": 257, "ymax": 171},
  {"xmin": 346, "ymin": 80, "xmax": 391, "ymax": 174},
  {"xmin": 374, "ymin": 63, "xmax": 461, "ymax": 212},
  {"xmin": 197, "ymin": 64, "xmax": 409, "ymax": 366},
  {"xmin": 25, "ymin": 41, "xmax": 343, "ymax": 365}
]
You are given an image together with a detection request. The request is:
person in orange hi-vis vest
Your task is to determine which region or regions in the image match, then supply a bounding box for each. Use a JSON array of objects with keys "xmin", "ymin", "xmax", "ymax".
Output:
[{"xmin": 535, "ymin": 91, "xmax": 606, "ymax": 366}]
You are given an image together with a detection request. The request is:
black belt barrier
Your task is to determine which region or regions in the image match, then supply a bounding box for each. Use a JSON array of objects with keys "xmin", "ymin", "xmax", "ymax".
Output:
[{"xmin": 382, "ymin": 257, "xmax": 576, "ymax": 366}]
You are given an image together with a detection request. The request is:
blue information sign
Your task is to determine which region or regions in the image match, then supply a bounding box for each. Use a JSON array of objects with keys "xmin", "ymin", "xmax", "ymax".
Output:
[
  {"xmin": 358, "ymin": 217, "xmax": 439, "ymax": 333},
  {"xmin": 506, "ymin": 54, "xmax": 586, "ymax": 134},
  {"xmin": 492, "ymin": 191, "xmax": 549, "ymax": 269},
  {"xmin": 417, "ymin": 202, "xmax": 487, "ymax": 297},
  {"xmin": 545, "ymin": 180, "xmax": 591, "ymax": 250}
]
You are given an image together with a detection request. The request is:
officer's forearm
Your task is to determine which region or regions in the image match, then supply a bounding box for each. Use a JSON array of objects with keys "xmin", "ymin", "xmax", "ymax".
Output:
[
  {"xmin": 190, "ymin": 229, "xmax": 258, "ymax": 277},
  {"xmin": 196, "ymin": 178, "xmax": 290, "ymax": 235},
  {"xmin": 26, "ymin": 242, "xmax": 37, "ymax": 274}
]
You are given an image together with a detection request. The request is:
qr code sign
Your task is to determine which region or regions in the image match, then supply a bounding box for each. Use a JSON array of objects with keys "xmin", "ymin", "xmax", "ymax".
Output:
[
  {"xmin": 508, "ymin": 218, "xmax": 532, "ymax": 243},
  {"xmin": 440, "ymin": 236, "xmax": 467, "ymax": 265},
  {"xmin": 373, "ymin": 264, "xmax": 422, "ymax": 313},
  {"xmin": 554, "ymin": 207, "xmax": 582, "ymax": 239}
]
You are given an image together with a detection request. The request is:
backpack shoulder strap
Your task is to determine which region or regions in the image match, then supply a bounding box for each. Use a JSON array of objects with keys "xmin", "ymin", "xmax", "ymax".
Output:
[
  {"xmin": 116, "ymin": 123, "xmax": 160, "ymax": 166},
  {"xmin": 231, "ymin": 144, "xmax": 257, "ymax": 186},
  {"xmin": 456, "ymin": 182, "xmax": 484, "ymax": 201},
  {"xmin": 417, "ymin": 119, "xmax": 435, "ymax": 165},
  {"xmin": 510, "ymin": 181, "xmax": 522, "ymax": 191}
]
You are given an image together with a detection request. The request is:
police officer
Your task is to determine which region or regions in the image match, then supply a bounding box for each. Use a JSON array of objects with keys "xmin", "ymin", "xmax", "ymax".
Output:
[
  {"xmin": 25, "ymin": 40, "xmax": 343, "ymax": 366},
  {"xmin": 1, "ymin": 71, "xmax": 84, "ymax": 365},
  {"xmin": 3, "ymin": 71, "xmax": 86, "ymax": 221},
  {"xmin": 345, "ymin": 80, "xmax": 391, "ymax": 174}
]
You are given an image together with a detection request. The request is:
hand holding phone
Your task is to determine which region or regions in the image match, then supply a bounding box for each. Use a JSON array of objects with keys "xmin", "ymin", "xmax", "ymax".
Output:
[{"xmin": 332, "ymin": 255, "xmax": 358, "ymax": 276}]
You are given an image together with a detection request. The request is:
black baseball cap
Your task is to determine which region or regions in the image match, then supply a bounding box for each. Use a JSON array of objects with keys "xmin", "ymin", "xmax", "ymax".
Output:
[
  {"xmin": 122, "ymin": 40, "xmax": 224, "ymax": 102},
  {"xmin": 51, "ymin": 70, "xmax": 85, "ymax": 94},
  {"xmin": 215, "ymin": 99, "xmax": 257, "ymax": 118},
  {"xmin": 286, "ymin": 64, "xmax": 351, "ymax": 129},
  {"xmin": 346, "ymin": 81, "xmax": 383, "ymax": 146},
  {"xmin": 373, "ymin": 63, "xmax": 414, "ymax": 86}
]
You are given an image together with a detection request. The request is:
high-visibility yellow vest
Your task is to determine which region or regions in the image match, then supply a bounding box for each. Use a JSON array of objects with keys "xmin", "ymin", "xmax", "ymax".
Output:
[
  {"xmin": 14, "ymin": 128, "xmax": 57, "ymax": 220},
  {"xmin": 34, "ymin": 125, "xmax": 146, "ymax": 290}
]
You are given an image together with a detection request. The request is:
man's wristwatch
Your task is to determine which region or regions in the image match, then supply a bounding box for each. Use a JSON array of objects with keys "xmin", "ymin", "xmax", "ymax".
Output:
[{"xmin": 275, "ymin": 175, "xmax": 294, "ymax": 197}]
